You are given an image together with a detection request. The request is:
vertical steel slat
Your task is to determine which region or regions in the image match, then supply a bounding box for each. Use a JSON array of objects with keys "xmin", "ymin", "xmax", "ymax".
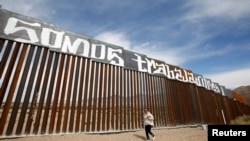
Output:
[
  {"xmin": 62, "ymin": 55, "xmax": 74, "ymax": 132},
  {"xmin": 81, "ymin": 59, "xmax": 89, "ymax": 131},
  {"xmin": 146, "ymin": 75, "xmax": 151, "ymax": 112},
  {"xmin": 61, "ymin": 55, "xmax": 72, "ymax": 132},
  {"xmin": 148, "ymin": 76, "xmax": 154, "ymax": 117},
  {"xmin": 75, "ymin": 57, "xmax": 83, "ymax": 132},
  {"xmin": 156, "ymin": 76, "xmax": 161, "ymax": 126},
  {"xmin": 67, "ymin": 56, "xmax": 77, "ymax": 132},
  {"xmin": 86, "ymin": 60, "xmax": 93, "ymax": 132},
  {"xmin": 155, "ymin": 77, "xmax": 161, "ymax": 126},
  {"xmin": 81, "ymin": 58, "xmax": 89, "ymax": 131},
  {"xmin": 105, "ymin": 64, "xmax": 111, "ymax": 131},
  {"xmin": 91, "ymin": 62, "xmax": 99, "ymax": 131},
  {"xmin": 98, "ymin": 63, "xmax": 104, "ymax": 131},
  {"xmin": 151, "ymin": 76, "xmax": 156, "ymax": 126},
  {"xmin": 149, "ymin": 75, "xmax": 153, "ymax": 113},
  {"xmin": 153, "ymin": 77, "xmax": 159, "ymax": 126},
  {"xmin": 141, "ymin": 73, "xmax": 146, "ymax": 111},
  {"xmin": 101, "ymin": 64, "xmax": 107, "ymax": 131},
  {"xmin": 134, "ymin": 71, "xmax": 139, "ymax": 129},
  {"xmin": 119, "ymin": 67, "xmax": 124, "ymax": 130},
  {"xmin": 153, "ymin": 76, "xmax": 159, "ymax": 126},
  {"xmin": 115, "ymin": 66, "xmax": 119, "ymax": 130},
  {"xmin": 152, "ymin": 76, "xmax": 157, "ymax": 119},
  {"xmin": 96, "ymin": 63, "xmax": 103, "ymax": 131},
  {"xmin": 128, "ymin": 70, "xmax": 132, "ymax": 129},
  {"xmin": 56, "ymin": 55, "xmax": 68, "ymax": 133},
  {"xmin": 173, "ymin": 81, "xmax": 179, "ymax": 125},
  {"xmin": 130, "ymin": 71, "xmax": 135, "ymax": 129},
  {"xmin": 131, "ymin": 70, "xmax": 135, "ymax": 129},
  {"xmin": 142, "ymin": 73, "xmax": 147, "ymax": 125},
  {"xmin": 165, "ymin": 79, "xmax": 172, "ymax": 126},
  {"xmin": 138, "ymin": 72, "xmax": 142, "ymax": 128},
  {"xmin": 164, "ymin": 79, "xmax": 170, "ymax": 125},
  {"xmin": 135, "ymin": 72, "xmax": 140, "ymax": 128},
  {"xmin": 110, "ymin": 65, "xmax": 115, "ymax": 130},
  {"xmin": 123, "ymin": 69, "xmax": 127, "ymax": 130},
  {"xmin": 127, "ymin": 70, "xmax": 131, "ymax": 130},
  {"xmin": 130, "ymin": 70, "xmax": 133, "ymax": 129},
  {"xmin": 69, "ymin": 56, "xmax": 80, "ymax": 132},
  {"xmin": 49, "ymin": 53, "xmax": 64, "ymax": 133}
]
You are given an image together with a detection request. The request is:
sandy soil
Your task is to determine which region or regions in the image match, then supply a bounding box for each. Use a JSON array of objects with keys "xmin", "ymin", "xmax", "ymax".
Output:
[{"xmin": 0, "ymin": 126, "xmax": 208, "ymax": 141}]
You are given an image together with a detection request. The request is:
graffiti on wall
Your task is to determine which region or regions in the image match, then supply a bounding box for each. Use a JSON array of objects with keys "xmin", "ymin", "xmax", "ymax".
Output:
[{"xmin": 0, "ymin": 9, "xmax": 225, "ymax": 94}]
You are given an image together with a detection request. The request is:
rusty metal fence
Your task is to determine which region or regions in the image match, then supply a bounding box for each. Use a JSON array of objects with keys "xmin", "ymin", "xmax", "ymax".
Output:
[{"xmin": 1, "ymin": 38, "xmax": 250, "ymax": 137}]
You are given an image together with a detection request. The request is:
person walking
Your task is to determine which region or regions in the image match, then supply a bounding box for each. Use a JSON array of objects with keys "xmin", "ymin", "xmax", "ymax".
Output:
[{"xmin": 143, "ymin": 108, "xmax": 155, "ymax": 141}]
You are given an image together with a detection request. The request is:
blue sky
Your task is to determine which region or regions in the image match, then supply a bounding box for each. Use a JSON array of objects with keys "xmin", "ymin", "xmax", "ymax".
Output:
[{"xmin": 1, "ymin": 0, "xmax": 250, "ymax": 90}]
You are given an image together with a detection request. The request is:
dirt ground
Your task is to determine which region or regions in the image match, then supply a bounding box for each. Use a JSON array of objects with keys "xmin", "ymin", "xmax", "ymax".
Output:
[{"xmin": 0, "ymin": 125, "xmax": 208, "ymax": 141}]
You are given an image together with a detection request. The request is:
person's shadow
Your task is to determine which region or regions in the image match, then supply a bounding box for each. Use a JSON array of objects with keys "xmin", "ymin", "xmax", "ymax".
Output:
[{"xmin": 134, "ymin": 134, "xmax": 145, "ymax": 140}]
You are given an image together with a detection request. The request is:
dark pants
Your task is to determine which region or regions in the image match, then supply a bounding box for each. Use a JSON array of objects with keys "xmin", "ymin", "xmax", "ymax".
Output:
[{"xmin": 145, "ymin": 125, "xmax": 154, "ymax": 140}]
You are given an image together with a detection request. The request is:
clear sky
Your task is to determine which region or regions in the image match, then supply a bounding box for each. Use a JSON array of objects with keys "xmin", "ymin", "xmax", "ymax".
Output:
[{"xmin": 1, "ymin": 0, "xmax": 250, "ymax": 90}]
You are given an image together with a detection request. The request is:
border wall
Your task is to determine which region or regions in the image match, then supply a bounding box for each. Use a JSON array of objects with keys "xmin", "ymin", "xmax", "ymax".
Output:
[{"xmin": 0, "ymin": 8, "xmax": 250, "ymax": 137}]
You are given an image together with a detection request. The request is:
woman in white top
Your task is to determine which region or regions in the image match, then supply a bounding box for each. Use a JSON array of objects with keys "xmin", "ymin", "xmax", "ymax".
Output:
[{"xmin": 143, "ymin": 108, "xmax": 155, "ymax": 141}]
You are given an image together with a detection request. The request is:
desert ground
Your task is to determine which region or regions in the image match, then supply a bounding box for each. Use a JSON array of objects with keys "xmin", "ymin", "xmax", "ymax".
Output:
[{"xmin": 0, "ymin": 125, "xmax": 207, "ymax": 141}]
